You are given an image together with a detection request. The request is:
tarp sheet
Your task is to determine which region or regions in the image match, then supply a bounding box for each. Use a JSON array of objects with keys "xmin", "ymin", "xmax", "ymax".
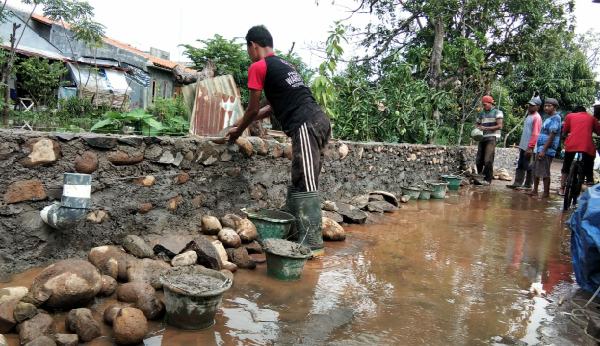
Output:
[{"xmin": 569, "ymin": 184, "xmax": 600, "ymax": 292}]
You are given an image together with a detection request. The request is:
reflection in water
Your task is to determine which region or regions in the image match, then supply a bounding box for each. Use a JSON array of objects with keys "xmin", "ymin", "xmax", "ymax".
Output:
[{"xmin": 1, "ymin": 187, "xmax": 573, "ymax": 345}]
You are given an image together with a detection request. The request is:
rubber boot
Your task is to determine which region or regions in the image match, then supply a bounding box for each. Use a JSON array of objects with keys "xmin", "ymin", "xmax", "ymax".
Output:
[
  {"xmin": 523, "ymin": 170, "xmax": 533, "ymax": 189},
  {"xmin": 559, "ymin": 174, "xmax": 567, "ymax": 196},
  {"xmin": 288, "ymin": 191, "xmax": 324, "ymax": 257},
  {"xmin": 284, "ymin": 186, "xmax": 298, "ymax": 240},
  {"xmin": 506, "ymin": 169, "xmax": 525, "ymax": 189}
]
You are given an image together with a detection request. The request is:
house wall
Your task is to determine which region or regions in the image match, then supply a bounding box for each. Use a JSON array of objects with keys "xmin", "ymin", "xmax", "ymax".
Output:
[{"xmin": 148, "ymin": 67, "xmax": 174, "ymax": 104}]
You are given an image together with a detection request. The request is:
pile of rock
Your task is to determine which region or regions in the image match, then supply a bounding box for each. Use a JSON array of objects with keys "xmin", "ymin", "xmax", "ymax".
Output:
[{"xmin": 321, "ymin": 191, "xmax": 400, "ymax": 225}]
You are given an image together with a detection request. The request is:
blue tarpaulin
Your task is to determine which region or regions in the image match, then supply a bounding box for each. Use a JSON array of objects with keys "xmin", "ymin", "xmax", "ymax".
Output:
[{"xmin": 569, "ymin": 184, "xmax": 600, "ymax": 292}]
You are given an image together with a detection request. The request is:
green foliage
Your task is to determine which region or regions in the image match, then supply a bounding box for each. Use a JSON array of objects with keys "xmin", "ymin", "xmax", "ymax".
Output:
[
  {"xmin": 182, "ymin": 34, "xmax": 313, "ymax": 105},
  {"xmin": 42, "ymin": 0, "xmax": 105, "ymax": 47},
  {"xmin": 312, "ymin": 22, "xmax": 346, "ymax": 119},
  {"xmin": 16, "ymin": 57, "xmax": 67, "ymax": 107},
  {"xmin": 147, "ymin": 96, "xmax": 189, "ymax": 134}
]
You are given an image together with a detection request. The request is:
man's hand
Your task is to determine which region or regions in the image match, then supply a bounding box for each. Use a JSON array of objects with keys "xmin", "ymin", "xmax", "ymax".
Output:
[
  {"xmin": 226, "ymin": 126, "xmax": 242, "ymax": 144},
  {"xmin": 477, "ymin": 125, "xmax": 486, "ymax": 131},
  {"xmin": 537, "ymin": 150, "xmax": 546, "ymax": 159},
  {"xmin": 526, "ymin": 148, "xmax": 533, "ymax": 158}
]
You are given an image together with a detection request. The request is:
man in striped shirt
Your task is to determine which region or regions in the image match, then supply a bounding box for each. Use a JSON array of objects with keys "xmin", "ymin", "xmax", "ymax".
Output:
[{"xmin": 475, "ymin": 95, "xmax": 504, "ymax": 184}]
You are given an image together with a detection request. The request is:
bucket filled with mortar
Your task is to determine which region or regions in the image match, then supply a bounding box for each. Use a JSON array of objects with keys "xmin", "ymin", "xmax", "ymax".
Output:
[
  {"xmin": 243, "ymin": 208, "xmax": 295, "ymax": 240},
  {"xmin": 263, "ymin": 238, "xmax": 312, "ymax": 281},
  {"xmin": 160, "ymin": 266, "xmax": 233, "ymax": 330}
]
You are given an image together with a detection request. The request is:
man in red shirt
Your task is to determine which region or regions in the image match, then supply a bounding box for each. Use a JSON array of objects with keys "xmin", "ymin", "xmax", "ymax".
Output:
[
  {"xmin": 227, "ymin": 25, "xmax": 331, "ymax": 254},
  {"xmin": 559, "ymin": 106, "xmax": 600, "ymax": 195}
]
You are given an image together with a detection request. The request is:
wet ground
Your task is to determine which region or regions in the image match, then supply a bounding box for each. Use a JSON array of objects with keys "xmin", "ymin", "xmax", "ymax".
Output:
[{"xmin": 1, "ymin": 181, "xmax": 592, "ymax": 345}]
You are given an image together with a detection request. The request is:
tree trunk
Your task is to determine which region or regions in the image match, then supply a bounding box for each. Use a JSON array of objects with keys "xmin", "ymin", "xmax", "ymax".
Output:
[
  {"xmin": 2, "ymin": 23, "xmax": 20, "ymax": 126},
  {"xmin": 428, "ymin": 17, "xmax": 444, "ymax": 88}
]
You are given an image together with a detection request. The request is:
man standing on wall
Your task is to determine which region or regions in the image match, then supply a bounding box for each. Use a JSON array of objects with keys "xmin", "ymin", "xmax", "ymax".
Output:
[
  {"xmin": 506, "ymin": 97, "xmax": 542, "ymax": 190},
  {"xmin": 530, "ymin": 98, "xmax": 561, "ymax": 199},
  {"xmin": 227, "ymin": 25, "xmax": 331, "ymax": 253},
  {"xmin": 476, "ymin": 95, "xmax": 504, "ymax": 185}
]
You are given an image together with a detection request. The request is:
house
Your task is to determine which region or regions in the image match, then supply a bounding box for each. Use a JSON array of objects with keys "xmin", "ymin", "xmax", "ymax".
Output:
[{"xmin": 2, "ymin": 7, "xmax": 196, "ymax": 110}]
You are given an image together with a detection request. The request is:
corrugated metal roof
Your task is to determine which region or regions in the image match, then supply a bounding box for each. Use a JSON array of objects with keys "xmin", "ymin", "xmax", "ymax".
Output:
[
  {"xmin": 189, "ymin": 75, "xmax": 245, "ymax": 136},
  {"xmin": 1, "ymin": 44, "xmax": 66, "ymax": 61},
  {"xmin": 30, "ymin": 13, "xmax": 196, "ymax": 74}
]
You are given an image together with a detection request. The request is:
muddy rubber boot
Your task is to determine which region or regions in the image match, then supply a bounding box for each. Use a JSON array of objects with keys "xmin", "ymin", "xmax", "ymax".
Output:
[
  {"xmin": 284, "ymin": 186, "xmax": 298, "ymax": 240},
  {"xmin": 522, "ymin": 170, "xmax": 533, "ymax": 189},
  {"xmin": 506, "ymin": 169, "xmax": 524, "ymax": 189},
  {"xmin": 288, "ymin": 191, "xmax": 324, "ymax": 257}
]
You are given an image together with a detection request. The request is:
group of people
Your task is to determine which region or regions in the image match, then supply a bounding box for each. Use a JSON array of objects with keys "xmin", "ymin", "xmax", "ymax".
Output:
[{"xmin": 475, "ymin": 95, "xmax": 600, "ymax": 199}]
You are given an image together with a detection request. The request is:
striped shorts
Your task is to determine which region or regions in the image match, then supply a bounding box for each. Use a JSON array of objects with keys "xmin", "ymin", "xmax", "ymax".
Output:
[{"xmin": 289, "ymin": 113, "xmax": 331, "ymax": 192}]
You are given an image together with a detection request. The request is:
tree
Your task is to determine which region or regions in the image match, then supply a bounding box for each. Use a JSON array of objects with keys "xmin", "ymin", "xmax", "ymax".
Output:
[
  {"xmin": 16, "ymin": 56, "xmax": 67, "ymax": 106},
  {"xmin": 0, "ymin": 0, "xmax": 104, "ymax": 125}
]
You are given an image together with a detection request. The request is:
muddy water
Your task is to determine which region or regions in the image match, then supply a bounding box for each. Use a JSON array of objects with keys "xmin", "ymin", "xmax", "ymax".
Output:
[{"xmin": 1, "ymin": 187, "xmax": 574, "ymax": 345}]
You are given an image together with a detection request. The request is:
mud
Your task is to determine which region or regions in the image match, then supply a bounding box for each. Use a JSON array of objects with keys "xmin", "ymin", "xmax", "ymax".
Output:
[{"xmin": 2, "ymin": 175, "xmax": 586, "ymax": 345}]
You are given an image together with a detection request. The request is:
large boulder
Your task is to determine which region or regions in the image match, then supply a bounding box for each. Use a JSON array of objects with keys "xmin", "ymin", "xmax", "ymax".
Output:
[
  {"xmin": 366, "ymin": 200, "xmax": 398, "ymax": 213},
  {"xmin": 0, "ymin": 300, "xmax": 18, "ymax": 333},
  {"xmin": 17, "ymin": 313, "xmax": 54, "ymax": 345},
  {"xmin": 103, "ymin": 304, "xmax": 129, "ymax": 325},
  {"xmin": 88, "ymin": 246, "xmax": 132, "ymax": 280},
  {"xmin": 181, "ymin": 236, "xmax": 222, "ymax": 270},
  {"xmin": 126, "ymin": 258, "xmax": 171, "ymax": 289},
  {"xmin": 122, "ymin": 235, "xmax": 154, "ymax": 259},
  {"xmin": 113, "ymin": 307, "xmax": 148, "ymax": 345},
  {"xmin": 24, "ymin": 336, "xmax": 56, "ymax": 346},
  {"xmin": 369, "ymin": 190, "xmax": 399, "ymax": 207},
  {"xmin": 28, "ymin": 260, "xmax": 102, "ymax": 309},
  {"xmin": 322, "ymin": 217, "xmax": 346, "ymax": 241},
  {"xmin": 65, "ymin": 308, "xmax": 101, "ymax": 342},
  {"xmin": 54, "ymin": 334, "xmax": 78, "ymax": 346},
  {"xmin": 99, "ymin": 275, "xmax": 118, "ymax": 296},
  {"xmin": 336, "ymin": 202, "xmax": 368, "ymax": 224},
  {"xmin": 236, "ymin": 219, "xmax": 258, "ymax": 243},
  {"xmin": 221, "ymin": 214, "xmax": 242, "ymax": 229},
  {"xmin": 349, "ymin": 194, "xmax": 370, "ymax": 209},
  {"xmin": 226, "ymin": 248, "xmax": 256, "ymax": 270},
  {"xmin": 0, "ymin": 287, "xmax": 28, "ymax": 305},
  {"xmin": 171, "ymin": 251, "xmax": 197, "ymax": 267},
  {"xmin": 322, "ymin": 210, "xmax": 343, "ymax": 224},
  {"xmin": 218, "ymin": 228, "xmax": 241, "ymax": 248},
  {"xmin": 201, "ymin": 216, "xmax": 222, "ymax": 235}
]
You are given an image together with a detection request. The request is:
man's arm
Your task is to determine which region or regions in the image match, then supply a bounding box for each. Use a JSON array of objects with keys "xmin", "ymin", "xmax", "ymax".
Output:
[
  {"xmin": 527, "ymin": 115, "xmax": 542, "ymax": 153},
  {"xmin": 481, "ymin": 118, "xmax": 503, "ymax": 131},
  {"xmin": 227, "ymin": 89, "xmax": 262, "ymax": 142}
]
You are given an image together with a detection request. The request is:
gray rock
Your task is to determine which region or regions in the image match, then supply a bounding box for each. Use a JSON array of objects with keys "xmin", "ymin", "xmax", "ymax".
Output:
[
  {"xmin": 220, "ymin": 214, "xmax": 242, "ymax": 229},
  {"xmin": 118, "ymin": 136, "xmax": 143, "ymax": 147},
  {"xmin": 24, "ymin": 336, "xmax": 56, "ymax": 346},
  {"xmin": 17, "ymin": 313, "xmax": 54, "ymax": 345},
  {"xmin": 367, "ymin": 200, "xmax": 399, "ymax": 213},
  {"xmin": 173, "ymin": 152, "xmax": 184, "ymax": 167},
  {"xmin": 152, "ymin": 234, "xmax": 196, "ymax": 259},
  {"xmin": 171, "ymin": 251, "xmax": 197, "ymax": 267},
  {"xmin": 181, "ymin": 236, "xmax": 223, "ymax": 270},
  {"xmin": 322, "ymin": 201, "xmax": 338, "ymax": 212},
  {"xmin": 83, "ymin": 136, "xmax": 117, "ymax": 149},
  {"xmin": 126, "ymin": 258, "xmax": 171, "ymax": 289},
  {"xmin": 88, "ymin": 246, "xmax": 132, "ymax": 280},
  {"xmin": 99, "ymin": 275, "xmax": 118, "ymax": 296},
  {"xmin": 122, "ymin": 235, "xmax": 154, "ymax": 259},
  {"xmin": 201, "ymin": 216, "xmax": 222, "ymax": 235},
  {"xmin": 54, "ymin": 333, "xmax": 78, "ymax": 346},
  {"xmin": 28, "ymin": 259, "xmax": 102, "ymax": 308},
  {"xmin": 349, "ymin": 194, "xmax": 370, "ymax": 209},
  {"xmin": 158, "ymin": 151, "xmax": 175, "ymax": 164},
  {"xmin": 336, "ymin": 203, "xmax": 368, "ymax": 224},
  {"xmin": 226, "ymin": 247, "xmax": 256, "ymax": 270},
  {"xmin": 66, "ymin": 308, "xmax": 101, "ymax": 342},
  {"xmin": 0, "ymin": 334, "xmax": 6, "ymax": 346},
  {"xmin": 13, "ymin": 302, "xmax": 37, "ymax": 323},
  {"xmin": 0, "ymin": 300, "xmax": 17, "ymax": 333},
  {"xmin": 322, "ymin": 211, "xmax": 343, "ymax": 224},
  {"xmin": 0, "ymin": 287, "xmax": 28, "ymax": 305},
  {"xmin": 243, "ymin": 241, "xmax": 263, "ymax": 254},
  {"xmin": 218, "ymin": 228, "xmax": 242, "ymax": 248},
  {"xmin": 369, "ymin": 190, "xmax": 399, "ymax": 207}
]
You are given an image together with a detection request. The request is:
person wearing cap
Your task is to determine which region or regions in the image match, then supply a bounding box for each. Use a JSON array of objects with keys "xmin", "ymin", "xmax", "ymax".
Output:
[
  {"xmin": 506, "ymin": 97, "xmax": 542, "ymax": 189},
  {"xmin": 530, "ymin": 98, "xmax": 562, "ymax": 198},
  {"xmin": 559, "ymin": 105, "xmax": 600, "ymax": 194},
  {"xmin": 475, "ymin": 95, "xmax": 504, "ymax": 184}
]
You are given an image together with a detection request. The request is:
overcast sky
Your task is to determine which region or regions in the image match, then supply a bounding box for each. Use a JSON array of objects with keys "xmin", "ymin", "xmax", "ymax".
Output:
[{"xmin": 5, "ymin": 0, "xmax": 599, "ymax": 68}]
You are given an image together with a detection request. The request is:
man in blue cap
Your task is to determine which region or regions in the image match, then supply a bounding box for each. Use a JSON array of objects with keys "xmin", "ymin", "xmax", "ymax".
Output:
[
  {"xmin": 530, "ymin": 97, "xmax": 561, "ymax": 199},
  {"xmin": 506, "ymin": 96, "xmax": 542, "ymax": 189}
]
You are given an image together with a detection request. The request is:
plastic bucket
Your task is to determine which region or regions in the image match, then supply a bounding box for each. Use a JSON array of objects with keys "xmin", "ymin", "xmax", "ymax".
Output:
[
  {"xmin": 427, "ymin": 181, "xmax": 448, "ymax": 199},
  {"xmin": 419, "ymin": 189, "xmax": 432, "ymax": 200},
  {"xmin": 441, "ymin": 175, "xmax": 461, "ymax": 191},
  {"xmin": 263, "ymin": 239, "xmax": 312, "ymax": 281},
  {"xmin": 160, "ymin": 266, "xmax": 232, "ymax": 330},
  {"xmin": 402, "ymin": 187, "xmax": 421, "ymax": 200},
  {"xmin": 243, "ymin": 209, "xmax": 295, "ymax": 240},
  {"xmin": 287, "ymin": 191, "xmax": 323, "ymax": 253}
]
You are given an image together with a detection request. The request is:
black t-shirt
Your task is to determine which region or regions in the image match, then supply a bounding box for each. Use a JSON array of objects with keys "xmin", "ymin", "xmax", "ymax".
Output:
[{"xmin": 247, "ymin": 54, "xmax": 319, "ymax": 133}]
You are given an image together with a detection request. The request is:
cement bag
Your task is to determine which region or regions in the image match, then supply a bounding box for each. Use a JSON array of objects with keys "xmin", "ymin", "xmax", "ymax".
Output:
[
  {"xmin": 569, "ymin": 184, "xmax": 600, "ymax": 292},
  {"xmin": 594, "ymin": 151, "xmax": 600, "ymax": 170}
]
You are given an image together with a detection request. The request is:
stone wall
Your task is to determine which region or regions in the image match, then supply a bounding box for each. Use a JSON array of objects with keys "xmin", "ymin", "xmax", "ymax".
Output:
[{"xmin": 0, "ymin": 129, "xmax": 517, "ymax": 278}]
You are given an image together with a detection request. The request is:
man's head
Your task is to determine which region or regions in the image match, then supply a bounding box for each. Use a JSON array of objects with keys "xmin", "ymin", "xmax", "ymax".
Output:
[
  {"xmin": 482, "ymin": 95, "xmax": 494, "ymax": 111},
  {"xmin": 527, "ymin": 96, "xmax": 541, "ymax": 114},
  {"xmin": 572, "ymin": 105, "xmax": 587, "ymax": 113},
  {"xmin": 593, "ymin": 102, "xmax": 600, "ymax": 120},
  {"xmin": 544, "ymin": 98, "xmax": 559, "ymax": 115},
  {"xmin": 246, "ymin": 25, "xmax": 273, "ymax": 62}
]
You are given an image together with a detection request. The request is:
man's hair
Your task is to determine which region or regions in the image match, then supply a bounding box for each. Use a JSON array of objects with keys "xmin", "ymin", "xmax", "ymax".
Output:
[
  {"xmin": 246, "ymin": 25, "xmax": 273, "ymax": 48},
  {"xmin": 594, "ymin": 105, "xmax": 600, "ymax": 120},
  {"xmin": 573, "ymin": 105, "xmax": 587, "ymax": 112}
]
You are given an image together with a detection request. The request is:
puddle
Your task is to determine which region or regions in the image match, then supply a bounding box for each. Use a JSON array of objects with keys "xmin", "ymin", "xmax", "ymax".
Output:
[{"xmin": 1, "ymin": 187, "xmax": 576, "ymax": 345}]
